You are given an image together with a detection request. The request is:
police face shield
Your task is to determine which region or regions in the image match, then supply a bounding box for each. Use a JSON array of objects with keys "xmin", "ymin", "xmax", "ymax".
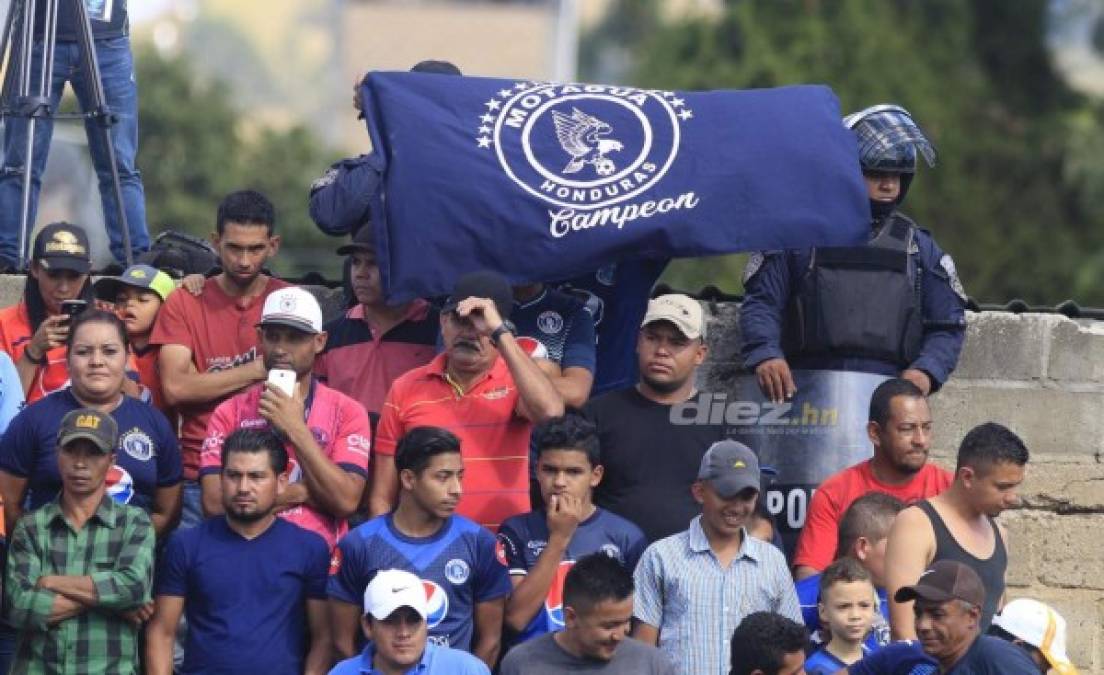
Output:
[{"xmin": 844, "ymin": 104, "xmax": 937, "ymax": 210}]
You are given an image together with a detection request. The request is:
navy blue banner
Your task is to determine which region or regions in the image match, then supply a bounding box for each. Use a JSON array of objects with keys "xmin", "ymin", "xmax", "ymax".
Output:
[{"xmin": 362, "ymin": 72, "xmax": 870, "ymax": 302}]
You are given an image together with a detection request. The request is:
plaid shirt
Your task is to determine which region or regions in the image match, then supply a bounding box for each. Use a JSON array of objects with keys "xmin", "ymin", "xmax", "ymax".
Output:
[{"xmin": 5, "ymin": 495, "xmax": 154, "ymax": 675}]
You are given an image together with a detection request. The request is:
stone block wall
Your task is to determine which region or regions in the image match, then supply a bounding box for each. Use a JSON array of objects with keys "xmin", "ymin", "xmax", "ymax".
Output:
[{"xmin": 701, "ymin": 305, "xmax": 1104, "ymax": 673}]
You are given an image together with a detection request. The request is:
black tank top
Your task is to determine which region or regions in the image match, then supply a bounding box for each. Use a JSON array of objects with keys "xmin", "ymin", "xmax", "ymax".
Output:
[{"xmin": 916, "ymin": 500, "xmax": 1006, "ymax": 632}]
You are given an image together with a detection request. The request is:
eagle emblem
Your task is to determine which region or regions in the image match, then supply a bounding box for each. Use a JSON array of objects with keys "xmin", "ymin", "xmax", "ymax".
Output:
[{"xmin": 551, "ymin": 108, "xmax": 624, "ymax": 176}]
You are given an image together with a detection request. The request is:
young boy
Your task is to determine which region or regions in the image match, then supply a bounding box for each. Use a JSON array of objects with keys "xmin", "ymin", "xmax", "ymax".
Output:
[
  {"xmin": 497, "ymin": 411, "xmax": 646, "ymax": 647},
  {"xmin": 796, "ymin": 492, "xmax": 904, "ymax": 652},
  {"xmin": 804, "ymin": 557, "xmax": 878, "ymax": 674},
  {"xmin": 93, "ymin": 264, "xmax": 176, "ymax": 412}
]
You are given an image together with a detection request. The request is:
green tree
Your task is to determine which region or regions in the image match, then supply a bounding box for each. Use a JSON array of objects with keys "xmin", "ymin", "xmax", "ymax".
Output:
[
  {"xmin": 584, "ymin": 0, "xmax": 1104, "ymax": 305},
  {"xmin": 136, "ymin": 45, "xmax": 342, "ymax": 279}
]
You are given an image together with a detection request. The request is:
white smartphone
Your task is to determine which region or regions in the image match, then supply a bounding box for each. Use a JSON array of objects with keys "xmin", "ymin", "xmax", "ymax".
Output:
[{"xmin": 266, "ymin": 369, "xmax": 296, "ymax": 397}]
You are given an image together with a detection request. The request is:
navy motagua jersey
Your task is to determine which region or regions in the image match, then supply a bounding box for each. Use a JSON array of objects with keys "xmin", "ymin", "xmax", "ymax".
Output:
[
  {"xmin": 496, "ymin": 507, "xmax": 646, "ymax": 644},
  {"xmin": 328, "ymin": 514, "xmax": 512, "ymax": 651}
]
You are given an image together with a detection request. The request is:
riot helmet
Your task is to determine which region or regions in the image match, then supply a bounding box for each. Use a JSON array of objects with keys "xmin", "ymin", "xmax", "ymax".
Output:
[{"xmin": 844, "ymin": 104, "xmax": 936, "ymax": 212}]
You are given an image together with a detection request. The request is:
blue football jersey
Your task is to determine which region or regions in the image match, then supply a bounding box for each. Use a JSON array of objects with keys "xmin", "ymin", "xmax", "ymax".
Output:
[
  {"xmin": 797, "ymin": 573, "xmax": 891, "ymax": 652},
  {"xmin": 328, "ymin": 514, "xmax": 512, "ymax": 651},
  {"xmin": 496, "ymin": 507, "xmax": 646, "ymax": 644},
  {"xmin": 513, "ymin": 287, "xmax": 595, "ymax": 373}
]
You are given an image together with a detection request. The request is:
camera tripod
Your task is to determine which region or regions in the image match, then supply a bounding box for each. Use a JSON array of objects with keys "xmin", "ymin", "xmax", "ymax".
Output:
[{"xmin": 0, "ymin": 0, "xmax": 133, "ymax": 270}]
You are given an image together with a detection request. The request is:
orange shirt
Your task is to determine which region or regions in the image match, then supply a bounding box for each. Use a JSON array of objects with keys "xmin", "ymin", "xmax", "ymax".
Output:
[
  {"xmin": 0, "ymin": 302, "xmax": 69, "ymax": 403},
  {"xmin": 376, "ymin": 353, "xmax": 531, "ymax": 531}
]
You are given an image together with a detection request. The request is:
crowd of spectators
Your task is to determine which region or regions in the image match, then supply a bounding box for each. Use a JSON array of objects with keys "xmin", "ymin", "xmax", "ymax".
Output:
[{"xmin": 0, "ymin": 81, "xmax": 1079, "ymax": 675}]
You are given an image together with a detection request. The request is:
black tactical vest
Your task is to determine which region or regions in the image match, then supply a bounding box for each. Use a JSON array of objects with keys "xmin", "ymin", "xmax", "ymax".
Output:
[{"xmin": 783, "ymin": 215, "xmax": 922, "ymax": 366}]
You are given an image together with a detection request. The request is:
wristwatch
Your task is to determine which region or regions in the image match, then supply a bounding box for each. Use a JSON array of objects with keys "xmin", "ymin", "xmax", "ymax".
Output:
[{"xmin": 490, "ymin": 320, "xmax": 516, "ymax": 346}]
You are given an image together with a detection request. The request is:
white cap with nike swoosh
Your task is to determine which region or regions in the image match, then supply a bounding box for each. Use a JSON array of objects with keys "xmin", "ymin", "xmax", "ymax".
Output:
[{"xmin": 363, "ymin": 568, "xmax": 428, "ymax": 620}]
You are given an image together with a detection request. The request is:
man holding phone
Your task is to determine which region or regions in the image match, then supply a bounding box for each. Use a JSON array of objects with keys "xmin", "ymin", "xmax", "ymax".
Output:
[{"xmin": 198, "ymin": 286, "xmax": 372, "ymax": 549}]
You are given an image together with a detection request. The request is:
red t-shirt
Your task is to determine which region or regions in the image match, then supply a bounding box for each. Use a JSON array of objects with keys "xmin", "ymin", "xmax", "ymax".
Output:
[
  {"xmin": 376, "ymin": 353, "xmax": 531, "ymax": 531},
  {"xmin": 792, "ymin": 459, "xmax": 953, "ymax": 572},
  {"xmin": 149, "ymin": 276, "xmax": 289, "ymax": 479},
  {"xmin": 0, "ymin": 302, "xmax": 69, "ymax": 403},
  {"xmin": 199, "ymin": 380, "xmax": 371, "ymax": 549}
]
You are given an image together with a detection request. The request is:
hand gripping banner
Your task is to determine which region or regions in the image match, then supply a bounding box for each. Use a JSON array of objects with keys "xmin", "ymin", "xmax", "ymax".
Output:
[{"xmin": 361, "ymin": 72, "xmax": 870, "ymax": 302}]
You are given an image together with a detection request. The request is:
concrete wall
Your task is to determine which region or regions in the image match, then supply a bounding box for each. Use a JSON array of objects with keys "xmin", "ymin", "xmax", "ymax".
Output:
[{"xmin": 701, "ymin": 305, "xmax": 1104, "ymax": 674}]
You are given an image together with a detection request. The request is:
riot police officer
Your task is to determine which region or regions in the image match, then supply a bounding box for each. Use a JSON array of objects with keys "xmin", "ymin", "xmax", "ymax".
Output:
[{"xmin": 740, "ymin": 105, "xmax": 966, "ymax": 402}]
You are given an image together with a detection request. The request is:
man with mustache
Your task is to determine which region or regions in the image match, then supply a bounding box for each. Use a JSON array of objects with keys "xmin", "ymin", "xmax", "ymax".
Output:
[
  {"xmin": 198, "ymin": 286, "xmax": 372, "ymax": 550},
  {"xmin": 145, "ymin": 429, "xmax": 331, "ymax": 675},
  {"xmin": 369, "ymin": 270, "xmax": 564, "ymax": 530},
  {"xmin": 5, "ymin": 408, "xmax": 155, "ymax": 675}
]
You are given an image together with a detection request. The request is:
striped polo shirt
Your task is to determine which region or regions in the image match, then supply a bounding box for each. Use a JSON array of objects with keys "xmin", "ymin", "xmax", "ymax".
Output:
[
  {"xmin": 314, "ymin": 300, "xmax": 439, "ymax": 423},
  {"xmin": 376, "ymin": 353, "xmax": 530, "ymax": 530},
  {"xmin": 633, "ymin": 516, "xmax": 802, "ymax": 675}
]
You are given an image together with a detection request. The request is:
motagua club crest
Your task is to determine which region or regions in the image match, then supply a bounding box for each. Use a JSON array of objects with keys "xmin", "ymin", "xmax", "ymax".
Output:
[{"xmin": 475, "ymin": 81, "xmax": 699, "ymax": 239}]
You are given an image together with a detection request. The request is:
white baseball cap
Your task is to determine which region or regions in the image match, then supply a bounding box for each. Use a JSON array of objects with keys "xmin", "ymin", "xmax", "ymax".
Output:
[
  {"xmin": 992, "ymin": 598, "xmax": 1078, "ymax": 674},
  {"xmin": 363, "ymin": 569, "xmax": 428, "ymax": 620},
  {"xmin": 258, "ymin": 287, "xmax": 323, "ymax": 335}
]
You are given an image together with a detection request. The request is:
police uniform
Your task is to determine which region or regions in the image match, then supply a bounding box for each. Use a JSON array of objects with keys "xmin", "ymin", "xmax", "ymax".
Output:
[
  {"xmin": 739, "ymin": 105, "xmax": 966, "ymax": 391},
  {"xmin": 308, "ymin": 153, "xmax": 384, "ymax": 236}
]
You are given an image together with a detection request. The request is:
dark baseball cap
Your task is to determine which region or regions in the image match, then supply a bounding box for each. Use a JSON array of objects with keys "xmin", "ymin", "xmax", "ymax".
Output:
[
  {"xmin": 33, "ymin": 222, "xmax": 91, "ymax": 273},
  {"xmin": 441, "ymin": 270, "xmax": 514, "ymax": 320},
  {"xmin": 336, "ymin": 227, "xmax": 375, "ymax": 256},
  {"xmin": 57, "ymin": 408, "xmax": 118, "ymax": 454},
  {"xmin": 697, "ymin": 440, "xmax": 761, "ymax": 498},
  {"xmin": 893, "ymin": 560, "xmax": 986, "ymax": 607}
]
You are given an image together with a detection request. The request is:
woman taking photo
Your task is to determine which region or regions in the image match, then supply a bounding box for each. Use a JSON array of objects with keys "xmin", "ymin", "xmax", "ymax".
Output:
[
  {"xmin": 0, "ymin": 222, "xmax": 94, "ymax": 404},
  {"xmin": 0, "ymin": 309, "xmax": 182, "ymax": 537}
]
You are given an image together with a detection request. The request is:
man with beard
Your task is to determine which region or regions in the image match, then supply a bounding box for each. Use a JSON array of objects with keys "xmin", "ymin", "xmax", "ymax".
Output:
[
  {"xmin": 793, "ymin": 379, "xmax": 952, "ymax": 579},
  {"xmin": 152, "ymin": 190, "xmax": 289, "ymax": 528},
  {"xmin": 145, "ymin": 429, "xmax": 332, "ymax": 675},
  {"xmin": 369, "ymin": 270, "xmax": 563, "ymax": 530},
  {"xmin": 886, "ymin": 423, "xmax": 1028, "ymax": 639},
  {"xmin": 583, "ymin": 293, "xmax": 727, "ymax": 543},
  {"xmin": 199, "ymin": 287, "xmax": 372, "ymax": 549}
]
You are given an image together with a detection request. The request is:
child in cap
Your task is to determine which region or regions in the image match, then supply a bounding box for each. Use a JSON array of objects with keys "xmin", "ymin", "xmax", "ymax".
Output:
[
  {"xmin": 94, "ymin": 264, "xmax": 176, "ymax": 413},
  {"xmin": 804, "ymin": 558, "xmax": 878, "ymax": 674}
]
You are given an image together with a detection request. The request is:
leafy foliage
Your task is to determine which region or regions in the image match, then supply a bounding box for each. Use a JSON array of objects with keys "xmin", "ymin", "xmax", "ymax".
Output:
[
  {"xmin": 135, "ymin": 45, "xmax": 342, "ymax": 279},
  {"xmin": 583, "ymin": 0, "xmax": 1104, "ymax": 304}
]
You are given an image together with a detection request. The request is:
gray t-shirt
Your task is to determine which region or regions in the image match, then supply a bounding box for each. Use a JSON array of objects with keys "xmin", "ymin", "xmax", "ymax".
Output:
[{"xmin": 500, "ymin": 633, "xmax": 676, "ymax": 675}]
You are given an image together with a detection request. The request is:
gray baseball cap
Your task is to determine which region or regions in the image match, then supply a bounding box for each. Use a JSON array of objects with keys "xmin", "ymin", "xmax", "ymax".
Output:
[{"xmin": 697, "ymin": 440, "xmax": 761, "ymax": 498}]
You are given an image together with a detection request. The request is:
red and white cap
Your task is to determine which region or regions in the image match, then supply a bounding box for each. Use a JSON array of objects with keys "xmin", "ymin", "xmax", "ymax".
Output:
[{"xmin": 258, "ymin": 287, "xmax": 323, "ymax": 335}]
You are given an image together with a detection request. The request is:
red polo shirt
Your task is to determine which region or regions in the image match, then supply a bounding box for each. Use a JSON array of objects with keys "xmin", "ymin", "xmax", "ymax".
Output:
[{"xmin": 376, "ymin": 353, "xmax": 531, "ymax": 530}]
